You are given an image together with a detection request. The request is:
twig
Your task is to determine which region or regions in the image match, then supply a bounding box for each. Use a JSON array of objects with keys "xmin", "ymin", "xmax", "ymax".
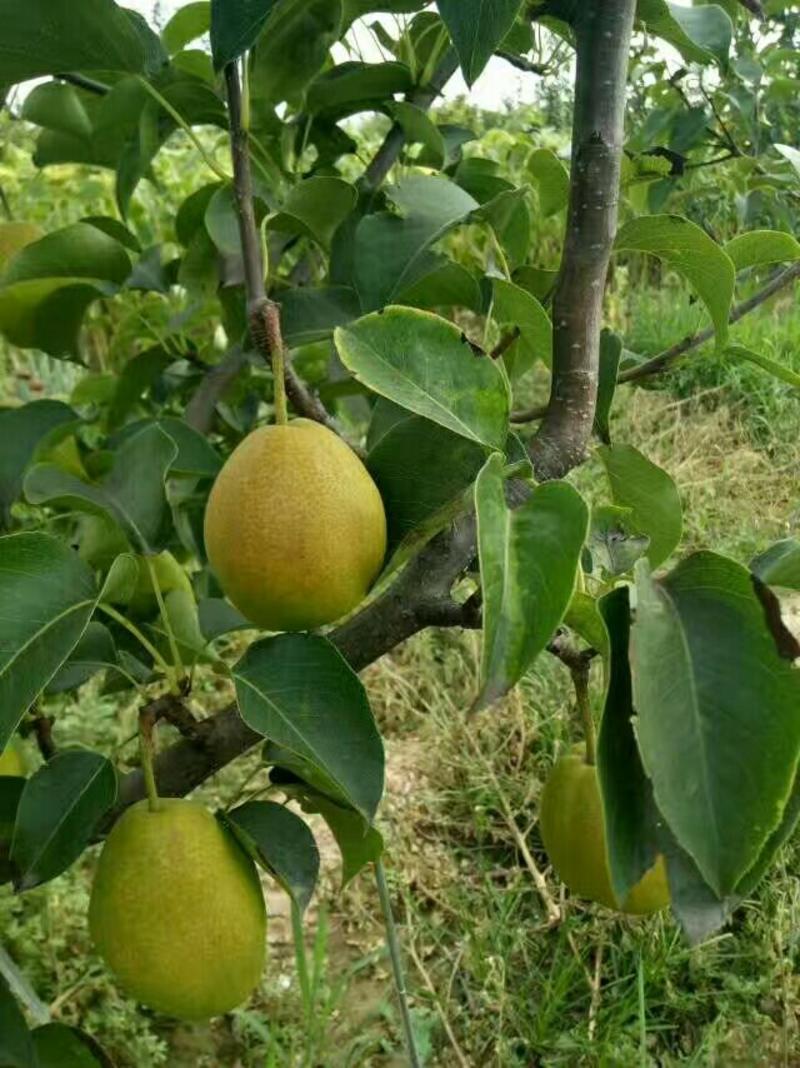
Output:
[
  {"xmin": 497, "ymin": 51, "xmax": 549, "ymax": 76},
  {"xmin": 737, "ymin": 0, "xmax": 764, "ymax": 17},
  {"xmin": 55, "ymin": 72, "xmax": 110, "ymax": 96},
  {"xmin": 529, "ymin": 1, "xmax": 637, "ymax": 479},
  {"xmin": 587, "ymin": 936, "xmax": 605, "ymax": 1041},
  {"xmin": 490, "ymin": 327, "xmax": 521, "ymax": 360},
  {"xmin": 510, "ymin": 261, "xmax": 800, "ymax": 420},
  {"xmin": 406, "ymin": 935, "xmax": 471, "ymax": 1068},
  {"xmin": 31, "ymin": 714, "xmax": 56, "ymax": 761},
  {"xmin": 374, "ymin": 859, "xmax": 422, "ymax": 1068}
]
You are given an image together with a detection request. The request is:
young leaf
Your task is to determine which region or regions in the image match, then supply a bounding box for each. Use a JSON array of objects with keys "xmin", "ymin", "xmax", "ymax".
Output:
[
  {"xmin": 631, "ymin": 553, "xmax": 800, "ymax": 898},
  {"xmin": 335, "ymin": 307, "xmax": 510, "ymax": 450},
  {"xmin": 725, "ymin": 229, "xmax": 800, "ymax": 271},
  {"xmin": 233, "ymin": 633, "xmax": 385, "ymax": 823},
  {"xmin": 306, "ymin": 61, "xmax": 413, "ymax": 116},
  {"xmin": 725, "ymin": 343, "xmax": 800, "ymax": 391},
  {"xmin": 163, "ymin": 1, "xmax": 211, "ymax": 55},
  {"xmin": 598, "ymin": 443, "xmax": 682, "ymax": 568},
  {"xmin": 25, "ymin": 423, "xmax": 178, "ymax": 552},
  {"xmin": 0, "ymin": 0, "xmax": 147, "ymax": 83},
  {"xmin": 0, "ymin": 975, "xmax": 36, "ymax": 1068},
  {"xmin": 224, "ymin": 800, "xmax": 320, "ymax": 912},
  {"xmin": 589, "ymin": 505, "xmax": 650, "ymax": 577},
  {"xmin": 528, "ymin": 147, "xmax": 570, "ymax": 217},
  {"xmin": 750, "ymin": 538, "xmax": 800, "ymax": 590},
  {"xmin": 32, "ymin": 1024, "xmax": 114, "ymax": 1068},
  {"xmin": 250, "ymin": 0, "xmax": 342, "ymax": 106},
  {"xmin": 0, "ymin": 400, "xmax": 76, "ymax": 527},
  {"xmin": 0, "ymin": 534, "xmax": 97, "ymax": 750},
  {"xmin": 597, "ymin": 587, "xmax": 662, "ymax": 905},
  {"xmin": 11, "ymin": 749, "xmax": 117, "ymax": 890},
  {"xmin": 614, "ymin": 215, "xmax": 735, "ymax": 345},
  {"xmin": 474, "ymin": 454, "xmax": 589, "ymax": 709},
  {"xmin": 367, "ymin": 414, "xmax": 486, "ymax": 550},
  {"xmin": 593, "ymin": 330, "xmax": 623, "ymax": 445},
  {"xmin": 436, "ymin": 0, "xmax": 522, "ymax": 85},
  {"xmin": 211, "ymin": 0, "xmax": 279, "ymax": 70}
]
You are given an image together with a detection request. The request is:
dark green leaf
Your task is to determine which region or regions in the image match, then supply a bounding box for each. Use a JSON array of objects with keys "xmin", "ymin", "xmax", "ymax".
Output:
[
  {"xmin": 32, "ymin": 1024, "xmax": 113, "ymax": 1068},
  {"xmin": 306, "ymin": 61, "xmax": 412, "ymax": 117},
  {"xmin": 750, "ymin": 538, "xmax": 800, "ymax": 590},
  {"xmin": 597, "ymin": 587, "xmax": 661, "ymax": 904},
  {"xmin": 45, "ymin": 623, "xmax": 118, "ymax": 695},
  {"xmin": 163, "ymin": 1, "xmax": 210, "ymax": 54},
  {"xmin": 0, "ymin": 777, "xmax": 25, "ymax": 885},
  {"xmin": 250, "ymin": 0, "xmax": 342, "ymax": 107},
  {"xmin": 598, "ymin": 444, "xmax": 682, "ymax": 568},
  {"xmin": 233, "ymin": 633, "xmax": 384, "ymax": 823},
  {"xmin": 198, "ymin": 598, "xmax": 251, "ymax": 640},
  {"xmin": 637, "ymin": 0, "xmax": 733, "ymax": 66},
  {"xmin": 391, "ymin": 102, "xmax": 445, "ymax": 168},
  {"xmin": 657, "ymin": 823, "xmax": 731, "ymax": 945},
  {"xmin": 475, "ymin": 454, "xmax": 589, "ymax": 710},
  {"xmin": 631, "ymin": 553, "xmax": 800, "ymax": 897},
  {"xmin": 107, "ymin": 347, "xmax": 172, "ymax": 427},
  {"xmin": 116, "ymin": 417, "xmax": 222, "ymax": 478},
  {"xmin": 593, "ymin": 329, "xmax": 622, "ymax": 444},
  {"xmin": 25, "ymin": 424, "xmax": 178, "ymax": 552},
  {"xmin": 398, "ymin": 259, "xmax": 482, "ymax": 313},
  {"xmin": 297, "ymin": 792, "xmax": 383, "ymax": 886},
  {"xmin": 0, "ymin": 400, "xmax": 76, "ymax": 528},
  {"xmin": 225, "ymin": 800, "xmax": 319, "ymax": 912},
  {"xmin": 614, "ymin": 215, "xmax": 735, "ymax": 345},
  {"xmin": 279, "ymin": 286, "xmax": 362, "ymax": 346},
  {"xmin": 211, "ymin": 0, "xmax": 278, "ymax": 69},
  {"xmin": 11, "ymin": 749, "xmax": 117, "ymax": 890},
  {"xmin": 268, "ymin": 178, "xmax": 357, "ymax": 250},
  {"xmin": 0, "ymin": 975, "xmax": 35, "ymax": 1068},
  {"xmin": 436, "ymin": 0, "xmax": 522, "ymax": 85},
  {"xmin": 0, "ymin": 534, "xmax": 97, "ymax": 751},
  {"xmin": 335, "ymin": 306, "xmax": 509, "ymax": 450},
  {"xmin": 492, "ymin": 278, "xmax": 552, "ymax": 377},
  {"xmin": 0, "ymin": 0, "xmax": 147, "ymax": 83},
  {"xmin": 367, "ymin": 414, "xmax": 486, "ymax": 550}
]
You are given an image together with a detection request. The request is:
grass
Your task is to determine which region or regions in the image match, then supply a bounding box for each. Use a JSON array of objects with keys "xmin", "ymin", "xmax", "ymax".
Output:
[{"xmin": 2, "ymin": 286, "xmax": 800, "ymax": 1064}]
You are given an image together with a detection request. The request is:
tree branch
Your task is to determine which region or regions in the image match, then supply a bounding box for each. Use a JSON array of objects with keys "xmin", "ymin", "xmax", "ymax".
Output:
[
  {"xmin": 55, "ymin": 72, "xmax": 110, "ymax": 96},
  {"xmin": 528, "ymin": 0, "xmax": 636, "ymax": 479},
  {"xmin": 497, "ymin": 51, "xmax": 549, "ymax": 76}
]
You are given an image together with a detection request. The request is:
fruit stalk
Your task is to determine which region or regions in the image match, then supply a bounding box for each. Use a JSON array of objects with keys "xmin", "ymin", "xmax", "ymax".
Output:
[
  {"xmin": 374, "ymin": 859, "xmax": 422, "ymax": 1068},
  {"xmin": 139, "ymin": 707, "xmax": 162, "ymax": 813},
  {"xmin": 573, "ymin": 657, "xmax": 596, "ymax": 766}
]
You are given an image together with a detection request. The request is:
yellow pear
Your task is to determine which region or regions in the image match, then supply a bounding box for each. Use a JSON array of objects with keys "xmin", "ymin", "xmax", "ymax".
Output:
[
  {"xmin": 0, "ymin": 739, "xmax": 26, "ymax": 777},
  {"xmin": 204, "ymin": 419, "xmax": 387, "ymax": 631},
  {"xmin": 89, "ymin": 799, "xmax": 266, "ymax": 1019},
  {"xmin": 0, "ymin": 221, "xmax": 43, "ymax": 270},
  {"xmin": 539, "ymin": 748, "xmax": 669, "ymax": 915}
]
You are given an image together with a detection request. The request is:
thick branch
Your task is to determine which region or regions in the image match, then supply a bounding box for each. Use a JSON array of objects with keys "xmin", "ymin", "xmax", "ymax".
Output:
[
  {"xmin": 529, "ymin": 0, "xmax": 636, "ymax": 479},
  {"xmin": 362, "ymin": 49, "xmax": 459, "ymax": 191}
]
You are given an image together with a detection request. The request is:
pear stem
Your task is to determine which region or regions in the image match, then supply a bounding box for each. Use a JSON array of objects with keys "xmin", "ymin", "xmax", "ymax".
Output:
[
  {"xmin": 374, "ymin": 858, "xmax": 422, "ymax": 1068},
  {"xmin": 290, "ymin": 899, "xmax": 313, "ymax": 1016},
  {"xmin": 145, "ymin": 555, "xmax": 185, "ymax": 691},
  {"xmin": 573, "ymin": 658, "xmax": 597, "ymax": 766},
  {"xmin": 139, "ymin": 707, "xmax": 162, "ymax": 813}
]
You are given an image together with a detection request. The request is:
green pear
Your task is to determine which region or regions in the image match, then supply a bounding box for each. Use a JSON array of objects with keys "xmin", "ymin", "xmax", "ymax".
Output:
[{"xmin": 89, "ymin": 799, "xmax": 266, "ymax": 1019}]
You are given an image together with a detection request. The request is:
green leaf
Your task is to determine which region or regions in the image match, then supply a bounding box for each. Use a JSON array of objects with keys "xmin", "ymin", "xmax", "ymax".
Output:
[
  {"xmin": 631, "ymin": 552, "xmax": 800, "ymax": 897},
  {"xmin": 22, "ymin": 82, "xmax": 93, "ymax": 141},
  {"xmin": 335, "ymin": 306, "xmax": 510, "ymax": 450},
  {"xmin": 436, "ymin": 0, "xmax": 522, "ymax": 85},
  {"xmin": 367, "ymin": 414, "xmax": 486, "ymax": 550},
  {"xmin": 113, "ymin": 417, "xmax": 222, "ymax": 478},
  {"xmin": 204, "ymin": 184, "xmax": 245, "ymax": 257},
  {"xmin": 0, "ymin": 223, "xmax": 131, "ymax": 356},
  {"xmin": 391, "ymin": 102, "xmax": 445, "ymax": 168},
  {"xmin": 528, "ymin": 147, "xmax": 569, "ymax": 217},
  {"xmin": 775, "ymin": 143, "xmax": 800, "ymax": 182},
  {"xmin": 352, "ymin": 174, "xmax": 478, "ymax": 311},
  {"xmin": 0, "ymin": 400, "xmax": 76, "ymax": 528},
  {"xmin": 225, "ymin": 800, "xmax": 319, "ymax": 912},
  {"xmin": 0, "ymin": 975, "xmax": 35, "ymax": 1068},
  {"xmin": 656, "ymin": 824, "xmax": 730, "ymax": 944},
  {"xmin": 163, "ymin": 2, "xmax": 210, "ymax": 54},
  {"xmin": 598, "ymin": 444, "xmax": 682, "ymax": 568},
  {"xmin": 589, "ymin": 505, "xmax": 650, "ymax": 577},
  {"xmin": 492, "ymin": 278, "xmax": 552, "ymax": 377},
  {"xmin": 0, "ymin": 534, "xmax": 97, "ymax": 751},
  {"xmin": 750, "ymin": 539, "xmax": 800, "ymax": 590},
  {"xmin": 614, "ymin": 215, "xmax": 735, "ymax": 345},
  {"xmin": 233, "ymin": 633, "xmax": 384, "ymax": 823},
  {"xmin": 597, "ymin": 587, "xmax": 662, "ymax": 905},
  {"xmin": 107, "ymin": 347, "xmax": 172, "ymax": 427},
  {"xmin": 32, "ymin": 1024, "xmax": 113, "ymax": 1068},
  {"xmin": 0, "ymin": 0, "xmax": 147, "ymax": 83},
  {"xmin": 397, "ymin": 259, "xmax": 482, "ymax": 313},
  {"xmin": 725, "ymin": 229, "xmax": 800, "ymax": 271},
  {"xmin": 0, "ymin": 777, "xmax": 25, "ymax": 885},
  {"xmin": 280, "ymin": 286, "xmax": 362, "ymax": 347},
  {"xmin": 563, "ymin": 591, "xmax": 609, "ymax": 658},
  {"xmin": 306, "ymin": 61, "xmax": 413, "ymax": 116},
  {"xmin": 11, "ymin": 749, "xmax": 117, "ymax": 890},
  {"xmin": 250, "ymin": 0, "xmax": 342, "ymax": 107},
  {"xmin": 637, "ymin": 0, "xmax": 733, "ymax": 66},
  {"xmin": 593, "ymin": 329, "xmax": 622, "ymax": 445},
  {"xmin": 474, "ymin": 454, "xmax": 589, "ymax": 710},
  {"xmin": 25, "ymin": 424, "xmax": 178, "ymax": 553},
  {"xmin": 269, "ymin": 178, "xmax": 357, "ymax": 250},
  {"xmin": 212, "ymin": 0, "xmax": 278, "ymax": 68},
  {"xmin": 734, "ymin": 772, "xmax": 800, "ymax": 900},
  {"xmin": 45, "ymin": 623, "xmax": 118, "ymax": 695},
  {"xmin": 725, "ymin": 343, "xmax": 800, "ymax": 391},
  {"xmin": 297, "ymin": 792, "xmax": 383, "ymax": 886}
]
